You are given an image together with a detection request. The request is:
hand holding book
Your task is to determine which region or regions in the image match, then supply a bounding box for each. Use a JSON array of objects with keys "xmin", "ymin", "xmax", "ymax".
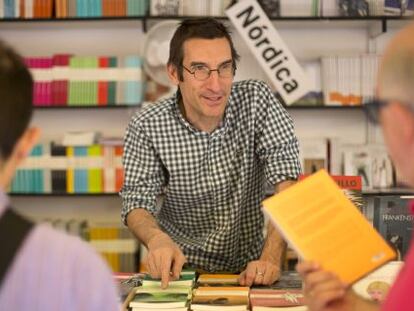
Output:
[{"xmin": 263, "ymin": 169, "xmax": 395, "ymax": 284}]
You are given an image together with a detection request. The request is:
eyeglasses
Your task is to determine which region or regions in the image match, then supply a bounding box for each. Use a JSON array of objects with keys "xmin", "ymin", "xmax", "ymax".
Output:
[
  {"xmin": 364, "ymin": 98, "xmax": 389, "ymax": 124},
  {"xmin": 182, "ymin": 62, "xmax": 235, "ymax": 81},
  {"xmin": 364, "ymin": 98, "xmax": 414, "ymax": 124}
]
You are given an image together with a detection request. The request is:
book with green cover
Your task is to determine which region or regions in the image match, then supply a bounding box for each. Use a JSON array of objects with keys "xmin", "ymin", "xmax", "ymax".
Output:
[
  {"xmin": 142, "ymin": 272, "xmax": 196, "ymax": 287},
  {"xmin": 129, "ymin": 292, "xmax": 188, "ymax": 308}
]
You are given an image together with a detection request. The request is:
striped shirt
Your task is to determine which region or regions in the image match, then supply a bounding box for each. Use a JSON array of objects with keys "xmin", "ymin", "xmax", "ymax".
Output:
[
  {"xmin": 0, "ymin": 190, "xmax": 119, "ymax": 311},
  {"xmin": 121, "ymin": 79, "xmax": 301, "ymax": 272}
]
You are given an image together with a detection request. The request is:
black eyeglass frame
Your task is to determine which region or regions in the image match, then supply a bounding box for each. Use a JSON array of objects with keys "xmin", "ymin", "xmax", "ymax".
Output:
[
  {"xmin": 181, "ymin": 63, "xmax": 236, "ymax": 81},
  {"xmin": 364, "ymin": 98, "xmax": 414, "ymax": 124},
  {"xmin": 364, "ymin": 98, "xmax": 390, "ymax": 124}
]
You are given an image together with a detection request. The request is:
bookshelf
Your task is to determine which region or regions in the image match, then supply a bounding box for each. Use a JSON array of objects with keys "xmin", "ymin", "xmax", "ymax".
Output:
[
  {"xmin": 34, "ymin": 104, "xmax": 140, "ymax": 110},
  {"xmin": 9, "ymin": 192, "xmax": 119, "ymax": 196},
  {"xmin": 2, "ymin": 8, "xmax": 411, "ymax": 232},
  {"xmin": 31, "ymin": 103, "xmax": 365, "ymax": 110}
]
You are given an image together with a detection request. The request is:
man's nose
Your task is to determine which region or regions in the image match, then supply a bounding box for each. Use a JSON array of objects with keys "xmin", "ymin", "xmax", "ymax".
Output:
[{"xmin": 205, "ymin": 70, "xmax": 221, "ymax": 91}]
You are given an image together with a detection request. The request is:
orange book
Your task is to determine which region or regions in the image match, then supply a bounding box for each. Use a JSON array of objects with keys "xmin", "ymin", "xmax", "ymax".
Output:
[
  {"xmin": 55, "ymin": 0, "xmax": 61, "ymax": 17},
  {"xmin": 98, "ymin": 57, "xmax": 109, "ymax": 106},
  {"xmin": 20, "ymin": 0, "xmax": 24, "ymax": 18},
  {"xmin": 33, "ymin": 0, "xmax": 41, "ymax": 18},
  {"xmin": 45, "ymin": 0, "xmax": 53, "ymax": 18},
  {"xmin": 102, "ymin": 0, "xmax": 111, "ymax": 16},
  {"xmin": 263, "ymin": 169, "xmax": 395, "ymax": 284},
  {"xmin": 117, "ymin": 0, "xmax": 126, "ymax": 16},
  {"xmin": 62, "ymin": 0, "xmax": 68, "ymax": 18}
]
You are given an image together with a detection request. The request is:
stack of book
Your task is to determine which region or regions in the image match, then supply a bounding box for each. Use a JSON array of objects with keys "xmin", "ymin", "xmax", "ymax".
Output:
[
  {"xmin": 191, "ymin": 286, "xmax": 249, "ymax": 311},
  {"xmin": 250, "ymin": 289, "xmax": 305, "ymax": 311},
  {"xmin": 191, "ymin": 274, "xmax": 249, "ymax": 311},
  {"xmin": 129, "ymin": 271, "xmax": 196, "ymax": 311},
  {"xmin": 24, "ymin": 54, "xmax": 144, "ymax": 107}
]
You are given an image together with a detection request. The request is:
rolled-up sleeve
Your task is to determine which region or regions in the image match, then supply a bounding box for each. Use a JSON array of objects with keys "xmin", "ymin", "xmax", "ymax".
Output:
[
  {"xmin": 255, "ymin": 82, "xmax": 302, "ymax": 185},
  {"xmin": 120, "ymin": 118, "xmax": 166, "ymax": 224}
]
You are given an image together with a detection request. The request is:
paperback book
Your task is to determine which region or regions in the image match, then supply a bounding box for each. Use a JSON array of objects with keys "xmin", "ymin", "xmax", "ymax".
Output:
[{"xmin": 263, "ymin": 169, "xmax": 396, "ymax": 284}]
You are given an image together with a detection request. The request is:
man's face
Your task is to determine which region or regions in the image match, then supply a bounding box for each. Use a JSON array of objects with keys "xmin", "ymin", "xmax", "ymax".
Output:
[{"xmin": 169, "ymin": 37, "xmax": 234, "ymax": 129}]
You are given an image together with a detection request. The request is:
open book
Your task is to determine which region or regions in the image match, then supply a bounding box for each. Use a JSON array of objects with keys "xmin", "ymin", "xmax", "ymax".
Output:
[{"xmin": 263, "ymin": 169, "xmax": 396, "ymax": 284}]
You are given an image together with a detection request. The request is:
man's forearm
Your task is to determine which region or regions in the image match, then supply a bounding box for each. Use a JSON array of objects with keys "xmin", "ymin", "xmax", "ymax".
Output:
[
  {"xmin": 260, "ymin": 222, "xmax": 286, "ymax": 266},
  {"xmin": 126, "ymin": 208, "xmax": 167, "ymax": 248}
]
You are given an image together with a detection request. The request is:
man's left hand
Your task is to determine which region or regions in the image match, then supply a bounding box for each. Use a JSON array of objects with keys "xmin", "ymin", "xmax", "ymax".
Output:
[{"xmin": 238, "ymin": 260, "xmax": 281, "ymax": 286}]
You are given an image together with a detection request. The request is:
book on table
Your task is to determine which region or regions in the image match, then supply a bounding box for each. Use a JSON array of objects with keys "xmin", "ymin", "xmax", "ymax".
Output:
[
  {"xmin": 197, "ymin": 273, "xmax": 240, "ymax": 287},
  {"xmin": 129, "ymin": 286, "xmax": 191, "ymax": 309},
  {"xmin": 191, "ymin": 286, "xmax": 249, "ymax": 311},
  {"xmin": 250, "ymin": 288, "xmax": 305, "ymax": 310},
  {"xmin": 262, "ymin": 169, "xmax": 396, "ymax": 284}
]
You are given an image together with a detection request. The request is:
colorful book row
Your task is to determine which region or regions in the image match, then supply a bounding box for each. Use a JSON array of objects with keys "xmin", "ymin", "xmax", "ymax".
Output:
[
  {"xmin": 10, "ymin": 143, "xmax": 124, "ymax": 193},
  {"xmin": 0, "ymin": 0, "xmax": 149, "ymax": 18},
  {"xmin": 25, "ymin": 54, "xmax": 144, "ymax": 106}
]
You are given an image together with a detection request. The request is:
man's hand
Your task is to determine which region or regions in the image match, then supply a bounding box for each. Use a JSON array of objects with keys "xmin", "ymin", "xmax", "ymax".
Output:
[
  {"xmin": 238, "ymin": 259, "xmax": 281, "ymax": 286},
  {"xmin": 146, "ymin": 233, "xmax": 186, "ymax": 289},
  {"xmin": 297, "ymin": 261, "xmax": 358, "ymax": 311}
]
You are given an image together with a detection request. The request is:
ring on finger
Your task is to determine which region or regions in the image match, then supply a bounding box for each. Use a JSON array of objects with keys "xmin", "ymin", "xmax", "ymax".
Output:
[{"xmin": 256, "ymin": 271, "xmax": 265, "ymax": 277}]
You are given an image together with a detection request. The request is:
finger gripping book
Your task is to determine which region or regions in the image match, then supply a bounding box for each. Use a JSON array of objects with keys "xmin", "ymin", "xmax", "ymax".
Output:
[{"xmin": 262, "ymin": 169, "xmax": 396, "ymax": 284}]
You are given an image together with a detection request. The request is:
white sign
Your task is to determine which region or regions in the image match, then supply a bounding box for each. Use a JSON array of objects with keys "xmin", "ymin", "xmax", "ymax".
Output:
[{"xmin": 226, "ymin": 0, "xmax": 312, "ymax": 105}]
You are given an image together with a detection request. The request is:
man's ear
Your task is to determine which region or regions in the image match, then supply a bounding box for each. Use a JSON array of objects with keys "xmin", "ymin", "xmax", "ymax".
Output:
[
  {"xmin": 167, "ymin": 64, "xmax": 180, "ymax": 86},
  {"xmin": 14, "ymin": 127, "xmax": 41, "ymax": 164}
]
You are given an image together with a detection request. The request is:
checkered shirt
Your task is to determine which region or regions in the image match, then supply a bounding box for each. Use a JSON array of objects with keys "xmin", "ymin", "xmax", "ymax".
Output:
[{"xmin": 121, "ymin": 79, "xmax": 301, "ymax": 272}]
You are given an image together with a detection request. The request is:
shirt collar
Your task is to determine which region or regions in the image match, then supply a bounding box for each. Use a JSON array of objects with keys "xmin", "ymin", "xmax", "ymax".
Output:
[{"xmin": 171, "ymin": 89, "xmax": 234, "ymax": 138}]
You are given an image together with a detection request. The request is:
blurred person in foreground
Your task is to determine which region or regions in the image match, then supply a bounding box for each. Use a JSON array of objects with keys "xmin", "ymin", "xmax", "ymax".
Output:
[
  {"xmin": 0, "ymin": 40, "xmax": 119, "ymax": 311},
  {"xmin": 297, "ymin": 22, "xmax": 414, "ymax": 311}
]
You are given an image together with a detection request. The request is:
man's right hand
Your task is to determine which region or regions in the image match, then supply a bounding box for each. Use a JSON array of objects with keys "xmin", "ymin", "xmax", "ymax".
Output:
[{"xmin": 146, "ymin": 233, "xmax": 186, "ymax": 289}]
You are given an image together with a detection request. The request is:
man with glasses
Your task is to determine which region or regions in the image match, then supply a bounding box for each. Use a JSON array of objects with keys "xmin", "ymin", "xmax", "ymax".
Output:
[
  {"xmin": 297, "ymin": 23, "xmax": 414, "ymax": 311},
  {"xmin": 121, "ymin": 18, "xmax": 301, "ymax": 288}
]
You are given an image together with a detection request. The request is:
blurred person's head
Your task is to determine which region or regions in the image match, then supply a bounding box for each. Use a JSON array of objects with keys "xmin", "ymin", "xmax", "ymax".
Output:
[
  {"xmin": 375, "ymin": 23, "xmax": 414, "ymax": 187},
  {"xmin": 0, "ymin": 40, "xmax": 39, "ymax": 188}
]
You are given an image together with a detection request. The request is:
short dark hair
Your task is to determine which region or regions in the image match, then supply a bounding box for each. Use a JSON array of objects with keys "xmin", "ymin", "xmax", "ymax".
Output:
[
  {"xmin": 0, "ymin": 40, "xmax": 33, "ymax": 161},
  {"xmin": 168, "ymin": 18, "xmax": 240, "ymax": 81}
]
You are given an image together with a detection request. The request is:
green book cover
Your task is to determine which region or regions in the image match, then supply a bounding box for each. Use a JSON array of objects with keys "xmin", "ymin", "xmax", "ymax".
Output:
[
  {"xmin": 129, "ymin": 292, "xmax": 188, "ymax": 308},
  {"xmin": 107, "ymin": 57, "xmax": 117, "ymax": 105}
]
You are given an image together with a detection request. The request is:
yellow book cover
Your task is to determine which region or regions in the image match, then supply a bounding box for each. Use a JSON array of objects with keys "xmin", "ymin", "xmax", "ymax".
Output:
[
  {"xmin": 66, "ymin": 146, "xmax": 74, "ymax": 193},
  {"xmin": 262, "ymin": 169, "xmax": 396, "ymax": 284}
]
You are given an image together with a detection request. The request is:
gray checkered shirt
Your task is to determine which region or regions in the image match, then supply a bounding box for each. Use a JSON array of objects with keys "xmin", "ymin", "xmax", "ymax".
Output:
[{"xmin": 121, "ymin": 80, "xmax": 301, "ymax": 272}]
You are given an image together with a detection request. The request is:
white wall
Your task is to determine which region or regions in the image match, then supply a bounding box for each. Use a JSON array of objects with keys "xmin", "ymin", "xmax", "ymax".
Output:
[{"xmin": 2, "ymin": 18, "xmax": 401, "ymax": 221}]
